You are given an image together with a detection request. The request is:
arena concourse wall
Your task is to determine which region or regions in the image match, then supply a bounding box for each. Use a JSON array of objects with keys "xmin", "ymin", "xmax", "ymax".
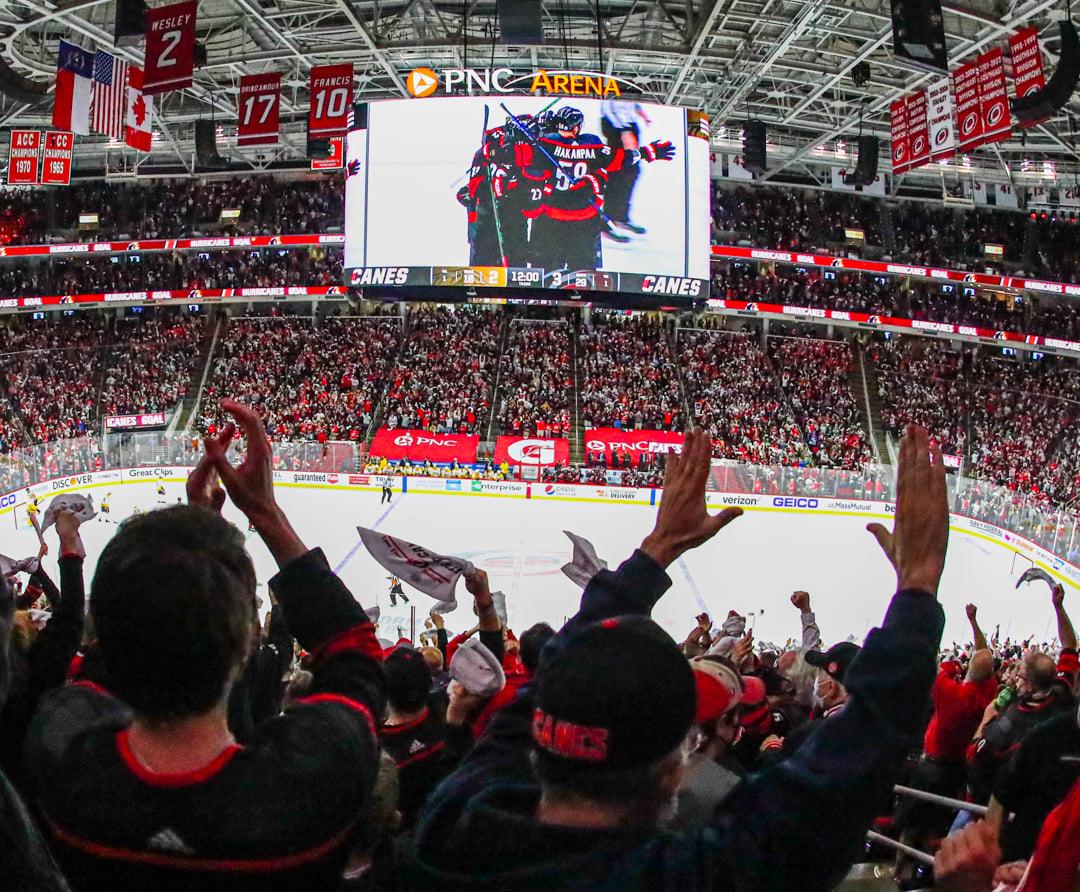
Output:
[{"xmin": 6, "ymin": 466, "xmax": 1080, "ymax": 591}]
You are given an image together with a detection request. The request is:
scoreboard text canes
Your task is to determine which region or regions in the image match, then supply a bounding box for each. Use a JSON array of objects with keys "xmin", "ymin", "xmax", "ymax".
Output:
[{"xmin": 7, "ymin": 130, "xmax": 41, "ymax": 186}]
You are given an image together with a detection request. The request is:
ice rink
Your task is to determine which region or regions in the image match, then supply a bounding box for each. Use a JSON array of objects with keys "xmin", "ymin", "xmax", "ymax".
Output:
[{"xmin": 6, "ymin": 480, "xmax": 1066, "ymax": 650}]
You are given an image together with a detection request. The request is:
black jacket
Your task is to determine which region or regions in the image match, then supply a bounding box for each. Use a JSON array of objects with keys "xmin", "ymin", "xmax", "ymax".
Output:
[
  {"xmin": 26, "ymin": 547, "xmax": 386, "ymax": 892},
  {"xmin": 397, "ymin": 549, "xmax": 944, "ymax": 892}
]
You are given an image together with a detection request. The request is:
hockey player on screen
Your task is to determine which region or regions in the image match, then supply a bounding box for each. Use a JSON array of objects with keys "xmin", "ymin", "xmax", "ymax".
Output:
[
  {"xmin": 600, "ymin": 99, "xmax": 653, "ymax": 234},
  {"xmin": 509, "ymin": 106, "xmax": 677, "ymax": 274}
]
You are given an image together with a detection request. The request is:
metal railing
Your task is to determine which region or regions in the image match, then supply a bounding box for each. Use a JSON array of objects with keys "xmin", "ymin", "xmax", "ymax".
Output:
[{"xmin": 865, "ymin": 786, "xmax": 989, "ymax": 868}]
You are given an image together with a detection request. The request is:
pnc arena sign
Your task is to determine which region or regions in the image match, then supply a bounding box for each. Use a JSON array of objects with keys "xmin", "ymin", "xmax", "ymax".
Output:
[{"xmin": 405, "ymin": 67, "xmax": 637, "ymax": 99}]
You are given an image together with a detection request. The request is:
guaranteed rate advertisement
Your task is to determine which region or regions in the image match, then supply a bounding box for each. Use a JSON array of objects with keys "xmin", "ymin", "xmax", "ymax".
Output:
[{"xmin": 345, "ymin": 96, "xmax": 709, "ymax": 297}]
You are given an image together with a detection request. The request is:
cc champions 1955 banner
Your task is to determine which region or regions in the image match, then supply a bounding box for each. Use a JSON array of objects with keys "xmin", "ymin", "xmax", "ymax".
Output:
[{"xmin": 344, "ymin": 95, "xmax": 711, "ymax": 297}]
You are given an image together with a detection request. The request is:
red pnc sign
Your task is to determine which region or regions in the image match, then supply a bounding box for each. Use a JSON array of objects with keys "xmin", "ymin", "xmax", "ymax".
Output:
[
  {"xmin": 370, "ymin": 427, "xmax": 480, "ymax": 464},
  {"xmin": 584, "ymin": 428, "xmax": 684, "ymax": 459},
  {"xmin": 308, "ymin": 63, "xmax": 353, "ymax": 137},
  {"xmin": 7, "ymin": 130, "xmax": 41, "ymax": 185},
  {"xmin": 143, "ymin": 0, "xmax": 197, "ymax": 94},
  {"xmin": 310, "ymin": 136, "xmax": 344, "ymax": 170},
  {"xmin": 494, "ymin": 436, "xmax": 570, "ymax": 467}
]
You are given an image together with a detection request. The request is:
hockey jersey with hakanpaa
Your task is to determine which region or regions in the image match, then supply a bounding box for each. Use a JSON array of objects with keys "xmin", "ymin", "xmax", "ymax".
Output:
[{"xmin": 524, "ymin": 135, "xmax": 626, "ymax": 222}]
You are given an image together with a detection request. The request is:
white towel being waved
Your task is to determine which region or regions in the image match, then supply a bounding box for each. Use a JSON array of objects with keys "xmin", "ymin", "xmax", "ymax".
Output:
[
  {"xmin": 357, "ymin": 527, "xmax": 475, "ymax": 614},
  {"xmin": 560, "ymin": 530, "xmax": 608, "ymax": 589}
]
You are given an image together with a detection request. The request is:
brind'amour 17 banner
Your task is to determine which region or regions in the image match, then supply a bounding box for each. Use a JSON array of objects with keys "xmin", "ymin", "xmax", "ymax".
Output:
[
  {"xmin": 237, "ymin": 73, "xmax": 281, "ymax": 146},
  {"xmin": 584, "ymin": 428, "xmax": 684, "ymax": 458},
  {"xmin": 309, "ymin": 64, "xmax": 353, "ymax": 137},
  {"xmin": 890, "ymin": 99, "xmax": 910, "ymax": 174},
  {"xmin": 143, "ymin": 0, "xmax": 197, "ymax": 94},
  {"xmin": 494, "ymin": 436, "xmax": 571, "ymax": 467},
  {"xmin": 976, "ymin": 49, "xmax": 1012, "ymax": 146},
  {"xmin": 370, "ymin": 427, "xmax": 480, "ymax": 464}
]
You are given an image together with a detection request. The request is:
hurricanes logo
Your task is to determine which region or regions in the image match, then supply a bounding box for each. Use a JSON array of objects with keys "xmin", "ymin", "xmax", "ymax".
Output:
[
  {"xmin": 867, "ymin": 315, "xmax": 881, "ymax": 325},
  {"xmin": 894, "ymin": 145, "xmax": 905, "ymax": 162},
  {"xmin": 187, "ymin": 290, "xmax": 202, "ymax": 300},
  {"xmin": 127, "ymin": 241, "xmax": 140, "ymax": 251},
  {"xmin": 326, "ymin": 285, "xmax": 342, "ymax": 295},
  {"xmin": 269, "ymin": 236, "xmax": 283, "ymax": 246},
  {"xmin": 912, "ymin": 136, "xmax": 926, "ymax": 154},
  {"xmin": 745, "ymin": 302, "xmax": 758, "ymax": 312},
  {"xmin": 406, "ymin": 68, "xmax": 438, "ymax": 98},
  {"xmin": 961, "ymin": 113, "xmax": 978, "ymax": 135},
  {"xmin": 963, "ymin": 274, "xmax": 976, "ymax": 283},
  {"xmin": 831, "ymin": 258, "xmax": 843, "ymax": 268},
  {"xmin": 987, "ymin": 104, "xmax": 1004, "ymax": 127},
  {"xmin": 935, "ymin": 128, "xmax": 949, "ymax": 145},
  {"xmin": 60, "ymin": 295, "xmax": 73, "ymax": 304}
]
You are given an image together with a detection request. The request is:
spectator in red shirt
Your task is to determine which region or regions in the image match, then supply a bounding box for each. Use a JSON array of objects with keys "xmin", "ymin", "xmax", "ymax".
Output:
[{"xmin": 896, "ymin": 602, "xmax": 996, "ymax": 875}]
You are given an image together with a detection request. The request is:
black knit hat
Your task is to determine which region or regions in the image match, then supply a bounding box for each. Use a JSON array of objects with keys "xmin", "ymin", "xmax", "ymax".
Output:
[
  {"xmin": 385, "ymin": 646, "xmax": 433, "ymax": 712},
  {"xmin": 533, "ymin": 616, "xmax": 695, "ymax": 769},
  {"xmin": 805, "ymin": 641, "xmax": 861, "ymax": 684}
]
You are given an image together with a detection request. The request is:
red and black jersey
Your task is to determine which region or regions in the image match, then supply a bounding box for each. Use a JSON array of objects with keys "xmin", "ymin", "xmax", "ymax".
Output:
[
  {"xmin": 27, "ymin": 547, "xmax": 386, "ymax": 892},
  {"xmin": 538, "ymin": 134, "xmax": 626, "ymax": 221},
  {"xmin": 380, "ymin": 707, "xmax": 453, "ymax": 826}
]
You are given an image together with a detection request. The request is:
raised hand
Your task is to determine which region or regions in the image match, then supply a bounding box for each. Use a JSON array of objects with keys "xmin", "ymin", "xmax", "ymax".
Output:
[
  {"xmin": 641, "ymin": 429, "xmax": 742, "ymax": 568},
  {"xmin": 1052, "ymin": 583, "xmax": 1065, "ymax": 609},
  {"xmin": 186, "ymin": 451, "xmax": 227, "ymax": 514},
  {"xmin": 791, "ymin": 591, "xmax": 811, "ymax": 613},
  {"xmin": 867, "ymin": 425, "xmax": 949, "ymax": 596},
  {"xmin": 55, "ymin": 509, "xmax": 85, "ymax": 559},
  {"xmin": 933, "ymin": 820, "xmax": 1000, "ymax": 892},
  {"xmin": 965, "ymin": 603, "xmax": 978, "ymax": 622}
]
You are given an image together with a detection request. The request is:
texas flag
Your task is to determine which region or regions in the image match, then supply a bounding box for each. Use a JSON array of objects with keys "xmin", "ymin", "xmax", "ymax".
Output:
[
  {"xmin": 125, "ymin": 65, "xmax": 153, "ymax": 152},
  {"xmin": 53, "ymin": 40, "xmax": 94, "ymax": 135}
]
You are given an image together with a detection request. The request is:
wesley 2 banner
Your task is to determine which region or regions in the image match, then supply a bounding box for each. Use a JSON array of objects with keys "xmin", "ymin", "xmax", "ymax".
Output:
[{"xmin": 143, "ymin": 0, "xmax": 197, "ymax": 94}]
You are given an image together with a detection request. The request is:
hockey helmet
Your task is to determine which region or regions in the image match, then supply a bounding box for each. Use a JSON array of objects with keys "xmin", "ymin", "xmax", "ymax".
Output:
[{"xmin": 555, "ymin": 107, "xmax": 585, "ymax": 132}]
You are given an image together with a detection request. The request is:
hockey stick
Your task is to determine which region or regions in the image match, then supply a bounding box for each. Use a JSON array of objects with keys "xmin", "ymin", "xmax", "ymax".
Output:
[
  {"xmin": 499, "ymin": 101, "xmax": 630, "ymax": 242},
  {"xmin": 480, "ymin": 104, "xmax": 509, "ymax": 267}
]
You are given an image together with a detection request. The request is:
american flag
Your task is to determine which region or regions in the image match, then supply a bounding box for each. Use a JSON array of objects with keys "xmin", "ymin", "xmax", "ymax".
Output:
[{"xmin": 91, "ymin": 50, "xmax": 129, "ymax": 140}]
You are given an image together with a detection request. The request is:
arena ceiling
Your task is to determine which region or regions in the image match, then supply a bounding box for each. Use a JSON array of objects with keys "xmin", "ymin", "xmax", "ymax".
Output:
[{"xmin": 1, "ymin": 0, "xmax": 1078, "ymax": 188}]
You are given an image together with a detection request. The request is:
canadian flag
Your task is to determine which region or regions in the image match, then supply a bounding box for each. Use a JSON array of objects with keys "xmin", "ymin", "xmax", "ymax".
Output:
[{"xmin": 125, "ymin": 65, "xmax": 153, "ymax": 152}]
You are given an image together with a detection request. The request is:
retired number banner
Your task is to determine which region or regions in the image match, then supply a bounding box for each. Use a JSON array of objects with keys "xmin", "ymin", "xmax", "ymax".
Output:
[
  {"xmin": 7, "ymin": 130, "xmax": 41, "ymax": 186},
  {"xmin": 143, "ymin": 0, "xmax": 197, "ymax": 94},
  {"xmin": 308, "ymin": 64, "xmax": 353, "ymax": 138},
  {"xmin": 237, "ymin": 73, "xmax": 281, "ymax": 146},
  {"xmin": 370, "ymin": 428, "xmax": 480, "ymax": 464},
  {"xmin": 494, "ymin": 436, "xmax": 571, "ymax": 467}
]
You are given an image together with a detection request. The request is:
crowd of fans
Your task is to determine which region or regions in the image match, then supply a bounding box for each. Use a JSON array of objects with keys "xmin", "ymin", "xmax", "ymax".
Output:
[
  {"xmin": 496, "ymin": 321, "xmax": 573, "ymax": 439},
  {"xmin": 580, "ymin": 313, "xmax": 683, "ymax": 431},
  {"xmin": 678, "ymin": 327, "xmax": 808, "ymax": 465},
  {"xmin": 890, "ymin": 201, "xmax": 1030, "ymax": 269},
  {"xmin": 382, "ymin": 307, "xmax": 501, "ymax": 435},
  {"xmin": 9, "ymin": 414, "xmax": 1080, "ymax": 892},
  {"xmin": 0, "ymin": 175, "xmax": 343, "ymax": 246},
  {"xmin": 769, "ymin": 336, "xmax": 874, "ymax": 469},
  {"xmin": 199, "ymin": 312, "xmax": 402, "ymax": 442}
]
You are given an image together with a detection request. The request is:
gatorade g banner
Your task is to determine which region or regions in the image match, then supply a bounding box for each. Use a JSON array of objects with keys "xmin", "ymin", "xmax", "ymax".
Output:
[
  {"xmin": 370, "ymin": 428, "xmax": 479, "ymax": 463},
  {"xmin": 308, "ymin": 64, "xmax": 353, "ymax": 137},
  {"xmin": 494, "ymin": 436, "xmax": 570, "ymax": 467}
]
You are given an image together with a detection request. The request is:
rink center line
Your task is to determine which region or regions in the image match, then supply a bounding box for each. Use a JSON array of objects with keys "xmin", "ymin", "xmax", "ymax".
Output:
[{"xmin": 332, "ymin": 496, "xmax": 401, "ymax": 575}]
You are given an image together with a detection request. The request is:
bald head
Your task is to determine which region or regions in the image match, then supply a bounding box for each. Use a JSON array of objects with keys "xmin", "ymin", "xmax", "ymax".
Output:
[{"xmin": 967, "ymin": 649, "xmax": 993, "ymax": 682}]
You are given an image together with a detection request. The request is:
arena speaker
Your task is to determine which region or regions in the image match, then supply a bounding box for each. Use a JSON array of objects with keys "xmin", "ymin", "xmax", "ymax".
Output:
[
  {"xmin": 1012, "ymin": 19, "xmax": 1080, "ymax": 127},
  {"xmin": 497, "ymin": 0, "xmax": 543, "ymax": 45},
  {"xmin": 844, "ymin": 136, "xmax": 880, "ymax": 187},
  {"xmin": 891, "ymin": 0, "xmax": 948, "ymax": 73},
  {"xmin": 0, "ymin": 55, "xmax": 49, "ymax": 106},
  {"xmin": 114, "ymin": 0, "xmax": 148, "ymax": 47},
  {"xmin": 742, "ymin": 121, "xmax": 767, "ymax": 176},
  {"xmin": 194, "ymin": 119, "xmax": 226, "ymax": 168}
]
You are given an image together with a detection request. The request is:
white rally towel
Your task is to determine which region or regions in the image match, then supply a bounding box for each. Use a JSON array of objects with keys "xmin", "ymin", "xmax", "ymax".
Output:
[
  {"xmin": 473, "ymin": 590, "xmax": 508, "ymax": 627},
  {"xmin": 0, "ymin": 554, "xmax": 40, "ymax": 578},
  {"xmin": 450, "ymin": 638, "xmax": 506, "ymax": 697},
  {"xmin": 41, "ymin": 493, "xmax": 96, "ymax": 533},
  {"xmin": 561, "ymin": 530, "xmax": 608, "ymax": 589},
  {"xmin": 357, "ymin": 527, "xmax": 474, "ymax": 606}
]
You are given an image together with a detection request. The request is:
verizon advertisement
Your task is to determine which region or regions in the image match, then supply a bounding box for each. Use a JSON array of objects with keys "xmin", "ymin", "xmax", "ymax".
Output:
[
  {"xmin": 370, "ymin": 428, "xmax": 480, "ymax": 463},
  {"xmin": 585, "ymin": 428, "xmax": 683, "ymax": 458},
  {"xmin": 494, "ymin": 436, "xmax": 570, "ymax": 467},
  {"xmin": 105, "ymin": 412, "xmax": 168, "ymax": 430}
]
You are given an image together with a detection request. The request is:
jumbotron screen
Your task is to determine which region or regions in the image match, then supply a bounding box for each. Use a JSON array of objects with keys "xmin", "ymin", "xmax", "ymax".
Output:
[{"xmin": 344, "ymin": 96, "xmax": 711, "ymax": 297}]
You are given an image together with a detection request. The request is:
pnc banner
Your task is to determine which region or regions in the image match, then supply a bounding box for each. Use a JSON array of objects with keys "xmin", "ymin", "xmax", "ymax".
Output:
[
  {"xmin": 585, "ymin": 428, "xmax": 684, "ymax": 459},
  {"xmin": 370, "ymin": 428, "xmax": 479, "ymax": 464},
  {"xmin": 494, "ymin": 436, "xmax": 570, "ymax": 467}
]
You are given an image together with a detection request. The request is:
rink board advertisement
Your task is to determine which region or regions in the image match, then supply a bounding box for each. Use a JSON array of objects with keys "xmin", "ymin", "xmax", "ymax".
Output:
[
  {"xmin": 9, "ymin": 467, "xmax": 1079, "ymax": 589},
  {"xmin": 344, "ymin": 96, "xmax": 710, "ymax": 297}
]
